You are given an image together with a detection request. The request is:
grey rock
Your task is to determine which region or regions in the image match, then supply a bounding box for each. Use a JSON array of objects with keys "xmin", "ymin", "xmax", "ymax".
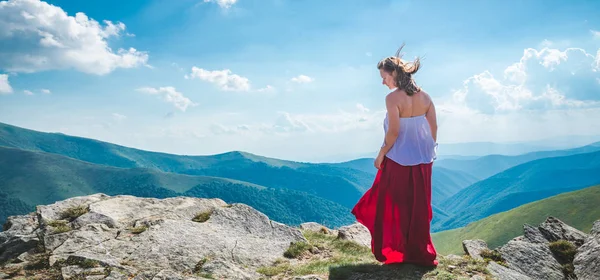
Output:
[
  {"xmin": 61, "ymin": 265, "xmax": 106, "ymax": 280},
  {"xmin": 574, "ymin": 220, "xmax": 600, "ymax": 280},
  {"xmin": 0, "ymin": 233, "xmax": 39, "ymax": 263},
  {"xmin": 462, "ymin": 239, "xmax": 488, "ymax": 260},
  {"xmin": 2, "ymin": 213, "xmax": 38, "ymax": 235},
  {"xmin": 486, "ymin": 261, "xmax": 532, "ymax": 280},
  {"xmin": 498, "ymin": 240, "xmax": 563, "ymax": 280},
  {"xmin": 538, "ymin": 216, "xmax": 588, "ymax": 247},
  {"xmin": 37, "ymin": 193, "xmax": 109, "ymax": 222},
  {"xmin": 72, "ymin": 211, "xmax": 118, "ymax": 229},
  {"xmin": 337, "ymin": 223, "xmax": 371, "ymax": 247},
  {"xmin": 523, "ymin": 224, "xmax": 547, "ymax": 244},
  {"xmin": 293, "ymin": 275, "xmax": 324, "ymax": 280},
  {"xmin": 469, "ymin": 275, "xmax": 486, "ymax": 280},
  {"xmin": 0, "ymin": 272, "xmax": 9, "ymax": 279},
  {"xmin": 1, "ymin": 194, "xmax": 306, "ymax": 280},
  {"xmin": 300, "ymin": 222, "xmax": 331, "ymax": 234}
]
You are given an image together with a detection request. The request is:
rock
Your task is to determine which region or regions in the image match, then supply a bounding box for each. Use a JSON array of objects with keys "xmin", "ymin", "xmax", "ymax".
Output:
[
  {"xmin": 498, "ymin": 240, "xmax": 563, "ymax": 280},
  {"xmin": 293, "ymin": 275, "xmax": 323, "ymax": 280},
  {"xmin": 574, "ymin": 220, "xmax": 600, "ymax": 280},
  {"xmin": 71, "ymin": 211, "xmax": 118, "ymax": 229},
  {"xmin": 538, "ymin": 216, "xmax": 588, "ymax": 247},
  {"xmin": 523, "ymin": 224, "xmax": 547, "ymax": 244},
  {"xmin": 37, "ymin": 193, "xmax": 109, "ymax": 222},
  {"xmin": 486, "ymin": 261, "xmax": 532, "ymax": 280},
  {"xmin": 469, "ymin": 275, "xmax": 486, "ymax": 280},
  {"xmin": 462, "ymin": 239, "xmax": 488, "ymax": 260},
  {"xmin": 0, "ymin": 231, "xmax": 39, "ymax": 263},
  {"xmin": 0, "ymin": 272, "xmax": 9, "ymax": 279},
  {"xmin": 61, "ymin": 265, "xmax": 107, "ymax": 280},
  {"xmin": 337, "ymin": 223, "xmax": 371, "ymax": 247},
  {"xmin": 0, "ymin": 194, "xmax": 307, "ymax": 280},
  {"xmin": 300, "ymin": 222, "xmax": 331, "ymax": 234}
]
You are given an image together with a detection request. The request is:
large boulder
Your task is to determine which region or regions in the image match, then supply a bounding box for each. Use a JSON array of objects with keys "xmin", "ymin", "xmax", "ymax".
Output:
[
  {"xmin": 462, "ymin": 239, "xmax": 488, "ymax": 261},
  {"xmin": 1, "ymin": 194, "xmax": 307, "ymax": 279},
  {"xmin": 337, "ymin": 223, "xmax": 371, "ymax": 248},
  {"xmin": 574, "ymin": 220, "xmax": 600, "ymax": 280}
]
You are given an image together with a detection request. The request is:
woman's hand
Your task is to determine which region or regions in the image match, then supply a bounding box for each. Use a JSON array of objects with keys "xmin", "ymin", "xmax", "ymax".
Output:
[{"xmin": 374, "ymin": 154, "xmax": 384, "ymax": 170}]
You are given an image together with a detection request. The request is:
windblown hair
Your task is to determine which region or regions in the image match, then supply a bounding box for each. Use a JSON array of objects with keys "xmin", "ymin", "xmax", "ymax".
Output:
[{"xmin": 377, "ymin": 43, "xmax": 422, "ymax": 96}]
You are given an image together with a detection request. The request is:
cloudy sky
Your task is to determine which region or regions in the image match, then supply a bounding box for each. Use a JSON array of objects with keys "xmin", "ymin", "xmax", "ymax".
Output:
[{"xmin": 1, "ymin": 0, "xmax": 599, "ymax": 162}]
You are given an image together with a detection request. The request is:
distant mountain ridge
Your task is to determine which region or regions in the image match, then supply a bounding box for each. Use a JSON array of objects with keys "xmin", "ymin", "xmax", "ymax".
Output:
[
  {"xmin": 435, "ymin": 150, "xmax": 600, "ymax": 231},
  {"xmin": 435, "ymin": 141, "xmax": 600, "ymax": 180}
]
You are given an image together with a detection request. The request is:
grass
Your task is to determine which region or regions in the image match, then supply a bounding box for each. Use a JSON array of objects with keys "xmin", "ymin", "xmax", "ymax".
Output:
[
  {"xmin": 46, "ymin": 219, "xmax": 71, "ymax": 233},
  {"xmin": 432, "ymin": 185, "xmax": 600, "ymax": 255},
  {"xmin": 548, "ymin": 240, "xmax": 577, "ymax": 279},
  {"xmin": 130, "ymin": 225, "xmax": 148, "ymax": 234},
  {"xmin": 59, "ymin": 205, "xmax": 89, "ymax": 221},
  {"xmin": 479, "ymin": 249, "xmax": 507, "ymax": 267},
  {"xmin": 256, "ymin": 230, "xmax": 493, "ymax": 279},
  {"xmin": 192, "ymin": 209, "xmax": 214, "ymax": 223}
]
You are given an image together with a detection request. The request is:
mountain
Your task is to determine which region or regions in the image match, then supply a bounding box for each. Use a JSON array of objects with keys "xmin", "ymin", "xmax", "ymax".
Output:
[
  {"xmin": 0, "ymin": 146, "xmax": 355, "ymax": 229},
  {"xmin": 435, "ymin": 141, "xmax": 600, "ymax": 180},
  {"xmin": 436, "ymin": 150, "xmax": 600, "ymax": 231},
  {"xmin": 0, "ymin": 122, "xmax": 372, "ymax": 209},
  {"xmin": 432, "ymin": 185, "xmax": 600, "ymax": 255},
  {"xmin": 334, "ymin": 158, "xmax": 478, "ymax": 205}
]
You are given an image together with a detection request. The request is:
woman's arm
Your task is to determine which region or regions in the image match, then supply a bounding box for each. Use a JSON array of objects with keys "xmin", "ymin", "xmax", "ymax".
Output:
[
  {"xmin": 426, "ymin": 100, "xmax": 438, "ymax": 142},
  {"xmin": 378, "ymin": 94, "xmax": 401, "ymax": 157}
]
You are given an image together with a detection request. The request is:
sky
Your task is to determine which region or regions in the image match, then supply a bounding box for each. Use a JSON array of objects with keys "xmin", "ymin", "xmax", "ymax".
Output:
[{"xmin": 0, "ymin": 0, "xmax": 600, "ymax": 162}]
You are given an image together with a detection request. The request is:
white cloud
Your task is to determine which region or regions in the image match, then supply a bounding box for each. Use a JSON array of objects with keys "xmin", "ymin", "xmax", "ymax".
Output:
[
  {"xmin": 591, "ymin": 29, "xmax": 600, "ymax": 39},
  {"xmin": 112, "ymin": 113, "xmax": 127, "ymax": 121},
  {"xmin": 356, "ymin": 103, "xmax": 370, "ymax": 113},
  {"xmin": 23, "ymin": 90, "xmax": 33, "ymax": 95},
  {"xmin": 0, "ymin": 0, "xmax": 149, "ymax": 75},
  {"xmin": 41, "ymin": 89, "xmax": 51, "ymax": 94},
  {"xmin": 137, "ymin": 86, "xmax": 197, "ymax": 112},
  {"xmin": 0, "ymin": 74, "xmax": 12, "ymax": 94},
  {"xmin": 443, "ymin": 45, "xmax": 600, "ymax": 114},
  {"xmin": 203, "ymin": 0, "xmax": 238, "ymax": 9},
  {"xmin": 290, "ymin": 75, "xmax": 314, "ymax": 84},
  {"xmin": 187, "ymin": 67, "xmax": 251, "ymax": 92},
  {"xmin": 366, "ymin": 52, "xmax": 373, "ymax": 57}
]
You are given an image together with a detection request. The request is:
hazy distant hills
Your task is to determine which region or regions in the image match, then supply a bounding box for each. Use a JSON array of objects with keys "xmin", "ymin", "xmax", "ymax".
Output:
[
  {"xmin": 436, "ymin": 141, "xmax": 600, "ymax": 180},
  {"xmin": 432, "ymin": 184, "xmax": 600, "ymax": 255},
  {"xmin": 435, "ymin": 150, "xmax": 600, "ymax": 231}
]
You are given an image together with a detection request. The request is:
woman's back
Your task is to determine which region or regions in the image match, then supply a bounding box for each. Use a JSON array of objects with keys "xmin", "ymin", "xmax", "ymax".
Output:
[{"xmin": 383, "ymin": 90, "xmax": 437, "ymax": 166}]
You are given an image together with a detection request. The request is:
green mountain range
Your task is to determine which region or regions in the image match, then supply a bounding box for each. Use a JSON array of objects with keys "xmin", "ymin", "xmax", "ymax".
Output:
[
  {"xmin": 436, "ymin": 150, "xmax": 600, "ymax": 231},
  {"xmin": 0, "ymin": 146, "xmax": 356, "ymax": 228},
  {"xmin": 432, "ymin": 184, "xmax": 600, "ymax": 255}
]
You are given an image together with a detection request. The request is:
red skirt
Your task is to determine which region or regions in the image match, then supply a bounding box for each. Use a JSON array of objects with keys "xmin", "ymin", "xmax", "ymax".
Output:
[{"xmin": 351, "ymin": 156, "xmax": 438, "ymax": 266}]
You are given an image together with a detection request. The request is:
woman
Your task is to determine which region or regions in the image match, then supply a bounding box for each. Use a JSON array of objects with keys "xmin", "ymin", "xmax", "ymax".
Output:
[{"xmin": 351, "ymin": 44, "xmax": 439, "ymax": 266}]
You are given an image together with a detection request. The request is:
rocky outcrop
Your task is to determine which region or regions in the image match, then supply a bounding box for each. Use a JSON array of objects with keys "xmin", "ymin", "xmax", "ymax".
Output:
[
  {"xmin": 462, "ymin": 239, "xmax": 488, "ymax": 261},
  {"xmin": 0, "ymin": 194, "xmax": 306, "ymax": 279},
  {"xmin": 463, "ymin": 217, "xmax": 600, "ymax": 280},
  {"xmin": 574, "ymin": 220, "xmax": 600, "ymax": 280}
]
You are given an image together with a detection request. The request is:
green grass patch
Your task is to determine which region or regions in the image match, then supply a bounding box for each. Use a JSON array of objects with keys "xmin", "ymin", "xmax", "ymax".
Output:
[
  {"xmin": 284, "ymin": 241, "xmax": 312, "ymax": 258},
  {"xmin": 130, "ymin": 225, "xmax": 147, "ymax": 234},
  {"xmin": 192, "ymin": 209, "xmax": 214, "ymax": 223},
  {"xmin": 59, "ymin": 205, "xmax": 89, "ymax": 221}
]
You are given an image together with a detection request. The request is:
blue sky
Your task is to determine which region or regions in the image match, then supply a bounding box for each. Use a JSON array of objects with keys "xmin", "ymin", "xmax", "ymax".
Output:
[{"xmin": 1, "ymin": 0, "xmax": 600, "ymax": 161}]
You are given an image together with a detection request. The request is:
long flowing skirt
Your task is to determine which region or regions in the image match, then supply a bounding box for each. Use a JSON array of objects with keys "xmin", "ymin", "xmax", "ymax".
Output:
[{"xmin": 351, "ymin": 156, "xmax": 438, "ymax": 266}]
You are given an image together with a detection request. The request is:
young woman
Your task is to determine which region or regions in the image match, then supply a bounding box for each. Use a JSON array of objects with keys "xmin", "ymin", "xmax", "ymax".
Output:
[{"xmin": 351, "ymin": 45, "xmax": 439, "ymax": 266}]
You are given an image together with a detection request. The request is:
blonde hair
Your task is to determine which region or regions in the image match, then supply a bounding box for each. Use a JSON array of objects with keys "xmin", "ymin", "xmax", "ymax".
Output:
[{"xmin": 377, "ymin": 43, "xmax": 422, "ymax": 96}]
